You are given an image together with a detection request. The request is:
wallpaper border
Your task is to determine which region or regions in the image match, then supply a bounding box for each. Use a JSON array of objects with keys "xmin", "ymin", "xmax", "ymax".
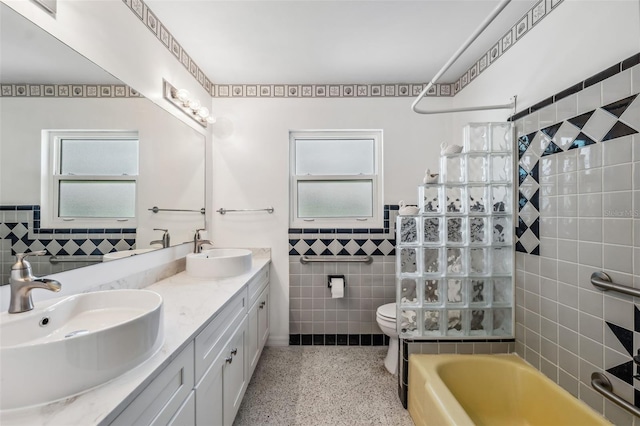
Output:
[{"xmin": 120, "ymin": 0, "xmax": 564, "ymax": 99}]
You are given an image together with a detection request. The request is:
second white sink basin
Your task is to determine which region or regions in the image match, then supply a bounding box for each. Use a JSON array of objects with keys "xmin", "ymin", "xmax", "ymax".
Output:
[
  {"xmin": 186, "ymin": 249, "xmax": 252, "ymax": 279},
  {"xmin": 0, "ymin": 289, "xmax": 163, "ymax": 410}
]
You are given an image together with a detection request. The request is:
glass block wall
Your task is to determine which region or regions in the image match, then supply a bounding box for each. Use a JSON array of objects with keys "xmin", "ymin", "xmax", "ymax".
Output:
[{"xmin": 396, "ymin": 122, "xmax": 515, "ymax": 339}]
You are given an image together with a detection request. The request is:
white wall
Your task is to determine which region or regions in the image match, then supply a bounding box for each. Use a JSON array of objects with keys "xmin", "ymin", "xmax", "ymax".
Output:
[
  {"xmin": 450, "ymin": 0, "xmax": 640, "ymax": 130},
  {"xmin": 210, "ymin": 96, "xmax": 454, "ymax": 345}
]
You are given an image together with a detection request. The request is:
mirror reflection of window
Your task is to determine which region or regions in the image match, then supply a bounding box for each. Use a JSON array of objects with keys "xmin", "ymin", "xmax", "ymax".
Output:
[{"xmin": 42, "ymin": 130, "xmax": 139, "ymax": 228}]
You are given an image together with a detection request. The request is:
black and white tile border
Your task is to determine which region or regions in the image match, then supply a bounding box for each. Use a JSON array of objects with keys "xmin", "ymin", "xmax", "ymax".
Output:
[
  {"xmin": 120, "ymin": 0, "xmax": 563, "ymax": 99},
  {"xmin": 511, "ymin": 53, "xmax": 640, "ymax": 256},
  {"xmin": 288, "ymin": 205, "xmax": 398, "ymax": 256},
  {"xmin": 0, "ymin": 84, "xmax": 142, "ymax": 98},
  {"xmin": 0, "ymin": 205, "xmax": 136, "ymax": 257}
]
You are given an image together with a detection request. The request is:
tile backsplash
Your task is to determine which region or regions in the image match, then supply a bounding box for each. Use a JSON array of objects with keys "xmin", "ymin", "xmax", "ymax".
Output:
[
  {"xmin": 288, "ymin": 205, "xmax": 399, "ymax": 345},
  {"xmin": 513, "ymin": 54, "xmax": 640, "ymax": 424},
  {"xmin": 514, "ymin": 53, "xmax": 640, "ymax": 256},
  {"xmin": 0, "ymin": 205, "xmax": 136, "ymax": 284}
]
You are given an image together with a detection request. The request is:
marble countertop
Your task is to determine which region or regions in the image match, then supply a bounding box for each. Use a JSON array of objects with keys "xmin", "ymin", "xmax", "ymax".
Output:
[{"xmin": 0, "ymin": 253, "xmax": 271, "ymax": 426}]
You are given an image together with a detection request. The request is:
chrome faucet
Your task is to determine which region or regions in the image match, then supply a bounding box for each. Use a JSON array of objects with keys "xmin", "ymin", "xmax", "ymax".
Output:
[
  {"xmin": 193, "ymin": 228, "xmax": 214, "ymax": 253},
  {"xmin": 150, "ymin": 228, "xmax": 170, "ymax": 248},
  {"xmin": 9, "ymin": 251, "xmax": 61, "ymax": 314}
]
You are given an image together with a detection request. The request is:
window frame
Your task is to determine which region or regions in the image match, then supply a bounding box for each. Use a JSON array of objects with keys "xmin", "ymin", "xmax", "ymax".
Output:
[
  {"xmin": 289, "ymin": 129, "xmax": 383, "ymax": 229},
  {"xmin": 40, "ymin": 129, "xmax": 139, "ymax": 229}
]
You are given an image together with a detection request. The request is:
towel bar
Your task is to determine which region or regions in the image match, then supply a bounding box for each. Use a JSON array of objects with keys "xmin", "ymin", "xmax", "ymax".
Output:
[
  {"xmin": 149, "ymin": 206, "xmax": 205, "ymax": 214},
  {"xmin": 49, "ymin": 256, "xmax": 102, "ymax": 265},
  {"xmin": 216, "ymin": 207, "xmax": 274, "ymax": 215}
]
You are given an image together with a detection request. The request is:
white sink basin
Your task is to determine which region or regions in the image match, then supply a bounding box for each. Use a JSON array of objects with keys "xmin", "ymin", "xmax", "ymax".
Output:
[
  {"xmin": 102, "ymin": 248, "xmax": 157, "ymax": 261},
  {"xmin": 0, "ymin": 289, "xmax": 163, "ymax": 410},
  {"xmin": 186, "ymin": 249, "xmax": 252, "ymax": 279}
]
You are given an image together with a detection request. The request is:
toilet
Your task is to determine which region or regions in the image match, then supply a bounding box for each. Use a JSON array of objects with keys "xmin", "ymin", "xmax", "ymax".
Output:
[{"xmin": 376, "ymin": 302, "xmax": 399, "ymax": 375}]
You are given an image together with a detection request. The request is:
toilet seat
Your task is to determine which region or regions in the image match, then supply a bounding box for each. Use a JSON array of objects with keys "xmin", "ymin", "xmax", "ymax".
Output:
[{"xmin": 377, "ymin": 303, "xmax": 396, "ymax": 320}]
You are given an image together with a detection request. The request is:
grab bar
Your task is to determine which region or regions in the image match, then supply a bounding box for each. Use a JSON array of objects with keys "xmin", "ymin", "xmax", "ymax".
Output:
[
  {"xmin": 149, "ymin": 206, "xmax": 206, "ymax": 214},
  {"xmin": 591, "ymin": 271, "xmax": 640, "ymax": 298},
  {"xmin": 216, "ymin": 207, "xmax": 274, "ymax": 215},
  {"xmin": 591, "ymin": 372, "xmax": 640, "ymax": 418},
  {"xmin": 49, "ymin": 256, "xmax": 102, "ymax": 265},
  {"xmin": 300, "ymin": 255, "xmax": 373, "ymax": 265},
  {"xmin": 411, "ymin": 0, "xmax": 516, "ymax": 115}
]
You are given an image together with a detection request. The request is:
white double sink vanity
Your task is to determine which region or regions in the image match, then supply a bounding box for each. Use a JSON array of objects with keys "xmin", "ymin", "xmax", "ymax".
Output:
[{"xmin": 0, "ymin": 249, "xmax": 271, "ymax": 426}]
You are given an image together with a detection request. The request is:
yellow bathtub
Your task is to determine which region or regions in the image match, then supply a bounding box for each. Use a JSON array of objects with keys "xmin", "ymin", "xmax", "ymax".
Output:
[{"xmin": 408, "ymin": 354, "xmax": 611, "ymax": 426}]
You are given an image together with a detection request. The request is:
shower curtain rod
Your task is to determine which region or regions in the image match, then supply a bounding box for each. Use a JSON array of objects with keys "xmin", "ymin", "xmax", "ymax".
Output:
[{"xmin": 412, "ymin": 0, "xmax": 517, "ymax": 115}]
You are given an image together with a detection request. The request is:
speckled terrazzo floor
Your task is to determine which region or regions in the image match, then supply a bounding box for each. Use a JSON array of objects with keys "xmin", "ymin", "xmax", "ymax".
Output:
[{"xmin": 234, "ymin": 346, "xmax": 414, "ymax": 426}]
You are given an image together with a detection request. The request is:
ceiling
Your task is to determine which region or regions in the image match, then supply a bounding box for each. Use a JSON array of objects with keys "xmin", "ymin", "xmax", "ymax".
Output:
[{"xmin": 145, "ymin": 0, "xmax": 539, "ymax": 85}]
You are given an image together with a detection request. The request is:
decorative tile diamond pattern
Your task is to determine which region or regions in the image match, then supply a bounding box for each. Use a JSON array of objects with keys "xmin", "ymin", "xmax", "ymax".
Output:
[
  {"xmin": 288, "ymin": 205, "xmax": 397, "ymax": 257},
  {"xmin": 516, "ymin": 89, "xmax": 640, "ymax": 255},
  {"xmin": 0, "ymin": 205, "xmax": 137, "ymax": 257},
  {"xmin": 604, "ymin": 305, "xmax": 640, "ymax": 394}
]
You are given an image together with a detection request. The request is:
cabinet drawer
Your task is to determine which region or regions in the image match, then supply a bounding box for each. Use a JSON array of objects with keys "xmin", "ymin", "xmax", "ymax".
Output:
[
  {"xmin": 195, "ymin": 292, "xmax": 246, "ymax": 382},
  {"xmin": 110, "ymin": 342, "xmax": 195, "ymax": 426},
  {"xmin": 247, "ymin": 265, "xmax": 269, "ymax": 308}
]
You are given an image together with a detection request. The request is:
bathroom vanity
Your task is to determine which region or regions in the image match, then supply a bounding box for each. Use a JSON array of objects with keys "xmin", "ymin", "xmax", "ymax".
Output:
[{"xmin": 0, "ymin": 252, "xmax": 271, "ymax": 426}]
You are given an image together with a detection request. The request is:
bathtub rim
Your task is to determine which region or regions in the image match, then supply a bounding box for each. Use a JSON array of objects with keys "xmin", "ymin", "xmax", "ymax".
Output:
[{"xmin": 407, "ymin": 352, "xmax": 612, "ymax": 426}]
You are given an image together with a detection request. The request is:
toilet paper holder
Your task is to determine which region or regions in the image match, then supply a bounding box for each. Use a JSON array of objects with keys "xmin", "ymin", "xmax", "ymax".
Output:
[{"xmin": 328, "ymin": 275, "xmax": 346, "ymax": 288}]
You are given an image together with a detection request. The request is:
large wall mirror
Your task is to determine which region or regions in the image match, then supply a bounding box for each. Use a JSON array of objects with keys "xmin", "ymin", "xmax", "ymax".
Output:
[{"xmin": 0, "ymin": 3, "xmax": 205, "ymax": 284}]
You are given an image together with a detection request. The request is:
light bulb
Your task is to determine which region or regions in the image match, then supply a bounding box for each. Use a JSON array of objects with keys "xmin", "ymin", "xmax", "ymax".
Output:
[
  {"xmin": 188, "ymin": 98, "xmax": 201, "ymax": 111},
  {"xmin": 206, "ymin": 116, "xmax": 216, "ymax": 124},
  {"xmin": 197, "ymin": 107, "xmax": 210, "ymax": 119},
  {"xmin": 176, "ymin": 89, "xmax": 190, "ymax": 105}
]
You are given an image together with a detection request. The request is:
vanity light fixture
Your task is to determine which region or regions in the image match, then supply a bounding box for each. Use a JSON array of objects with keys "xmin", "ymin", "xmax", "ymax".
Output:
[{"xmin": 163, "ymin": 79, "xmax": 215, "ymax": 127}]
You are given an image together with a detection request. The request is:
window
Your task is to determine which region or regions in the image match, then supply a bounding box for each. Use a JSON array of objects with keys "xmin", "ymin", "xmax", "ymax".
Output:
[
  {"xmin": 41, "ymin": 130, "xmax": 139, "ymax": 228},
  {"xmin": 290, "ymin": 130, "xmax": 383, "ymax": 228}
]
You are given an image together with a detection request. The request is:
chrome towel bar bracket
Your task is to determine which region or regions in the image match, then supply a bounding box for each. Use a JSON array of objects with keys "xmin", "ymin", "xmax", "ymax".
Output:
[
  {"xmin": 591, "ymin": 372, "xmax": 640, "ymax": 417},
  {"xmin": 591, "ymin": 271, "xmax": 640, "ymax": 298}
]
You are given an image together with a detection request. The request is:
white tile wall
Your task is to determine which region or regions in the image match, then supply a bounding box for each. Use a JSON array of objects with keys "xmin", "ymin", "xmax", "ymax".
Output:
[{"xmin": 515, "ymin": 63, "xmax": 640, "ymax": 423}]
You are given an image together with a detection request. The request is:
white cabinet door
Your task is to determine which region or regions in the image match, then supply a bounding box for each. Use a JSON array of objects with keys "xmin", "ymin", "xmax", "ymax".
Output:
[
  {"xmin": 196, "ymin": 316, "xmax": 247, "ymax": 426},
  {"xmin": 248, "ymin": 284, "xmax": 270, "ymax": 375},
  {"xmin": 223, "ymin": 316, "xmax": 247, "ymax": 426},
  {"xmin": 247, "ymin": 298, "xmax": 259, "ymax": 376},
  {"xmin": 168, "ymin": 391, "xmax": 195, "ymax": 426},
  {"xmin": 194, "ymin": 351, "xmax": 224, "ymax": 426},
  {"xmin": 257, "ymin": 288, "xmax": 269, "ymax": 350}
]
